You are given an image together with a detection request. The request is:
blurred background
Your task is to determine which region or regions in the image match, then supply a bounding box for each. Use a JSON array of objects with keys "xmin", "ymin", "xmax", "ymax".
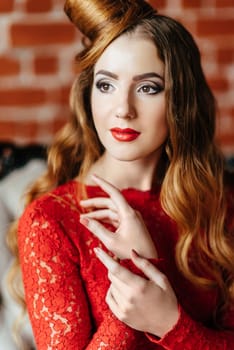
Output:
[{"xmin": 0, "ymin": 0, "xmax": 233, "ymax": 156}]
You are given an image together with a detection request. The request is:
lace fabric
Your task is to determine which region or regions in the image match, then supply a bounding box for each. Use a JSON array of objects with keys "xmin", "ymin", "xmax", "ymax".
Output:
[{"xmin": 18, "ymin": 180, "xmax": 234, "ymax": 349}]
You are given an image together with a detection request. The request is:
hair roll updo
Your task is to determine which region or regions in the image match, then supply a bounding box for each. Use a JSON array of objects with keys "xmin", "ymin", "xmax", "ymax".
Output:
[{"xmin": 64, "ymin": 0, "xmax": 156, "ymax": 70}]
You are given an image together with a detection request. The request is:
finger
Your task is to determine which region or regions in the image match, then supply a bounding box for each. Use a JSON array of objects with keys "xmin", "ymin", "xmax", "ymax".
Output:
[
  {"xmin": 80, "ymin": 197, "xmax": 117, "ymax": 211},
  {"xmin": 106, "ymin": 288, "xmax": 121, "ymax": 316},
  {"xmin": 94, "ymin": 247, "xmax": 121, "ymax": 272},
  {"xmin": 131, "ymin": 250, "xmax": 169, "ymax": 290},
  {"xmin": 108, "ymin": 283, "xmax": 134, "ymax": 315},
  {"xmin": 80, "ymin": 210, "xmax": 119, "ymax": 223},
  {"xmin": 80, "ymin": 218, "xmax": 114, "ymax": 247},
  {"xmin": 94, "ymin": 247, "xmax": 143, "ymax": 284},
  {"xmin": 81, "ymin": 217, "xmax": 119, "ymax": 228},
  {"xmin": 106, "ymin": 288, "xmax": 130, "ymax": 324},
  {"xmin": 107, "ymin": 282, "xmax": 127, "ymax": 305},
  {"xmin": 91, "ymin": 175, "xmax": 134, "ymax": 217},
  {"xmin": 107, "ymin": 271, "xmax": 131, "ymax": 294}
]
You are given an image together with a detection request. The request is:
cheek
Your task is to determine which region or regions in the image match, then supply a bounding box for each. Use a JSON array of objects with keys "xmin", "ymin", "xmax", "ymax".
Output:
[
  {"xmin": 157, "ymin": 111, "xmax": 168, "ymax": 137},
  {"xmin": 90, "ymin": 89, "xmax": 97, "ymax": 116},
  {"xmin": 91, "ymin": 91, "xmax": 102, "ymax": 125},
  {"xmin": 147, "ymin": 100, "xmax": 167, "ymax": 125},
  {"xmin": 91, "ymin": 98, "xmax": 106, "ymax": 137},
  {"xmin": 91, "ymin": 98, "xmax": 113, "ymax": 136},
  {"xmin": 147, "ymin": 104, "xmax": 168, "ymax": 139}
]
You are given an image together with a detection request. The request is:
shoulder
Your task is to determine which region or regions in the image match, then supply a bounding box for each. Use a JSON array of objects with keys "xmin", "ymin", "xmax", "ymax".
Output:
[
  {"xmin": 20, "ymin": 180, "xmax": 83, "ymax": 224},
  {"xmin": 18, "ymin": 181, "xmax": 82, "ymax": 264}
]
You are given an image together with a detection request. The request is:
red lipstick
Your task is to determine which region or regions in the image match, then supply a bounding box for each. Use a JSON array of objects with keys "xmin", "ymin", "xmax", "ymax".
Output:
[{"xmin": 110, "ymin": 128, "xmax": 140, "ymax": 142}]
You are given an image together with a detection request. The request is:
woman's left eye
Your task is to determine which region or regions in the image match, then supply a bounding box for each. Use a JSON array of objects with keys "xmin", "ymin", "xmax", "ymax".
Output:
[{"xmin": 137, "ymin": 84, "xmax": 163, "ymax": 95}]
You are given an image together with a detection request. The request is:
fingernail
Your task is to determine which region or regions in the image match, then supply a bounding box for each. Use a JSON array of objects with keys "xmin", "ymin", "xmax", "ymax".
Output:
[
  {"xmin": 94, "ymin": 247, "xmax": 101, "ymax": 256},
  {"xmin": 80, "ymin": 217, "xmax": 89, "ymax": 226}
]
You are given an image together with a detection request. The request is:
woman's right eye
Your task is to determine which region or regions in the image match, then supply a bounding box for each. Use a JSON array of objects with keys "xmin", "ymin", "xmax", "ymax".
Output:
[{"xmin": 96, "ymin": 81, "xmax": 114, "ymax": 93}]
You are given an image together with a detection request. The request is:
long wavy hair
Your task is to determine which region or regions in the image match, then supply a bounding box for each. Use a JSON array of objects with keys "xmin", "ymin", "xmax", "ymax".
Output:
[{"xmin": 7, "ymin": 0, "xmax": 234, "ymax": 346}]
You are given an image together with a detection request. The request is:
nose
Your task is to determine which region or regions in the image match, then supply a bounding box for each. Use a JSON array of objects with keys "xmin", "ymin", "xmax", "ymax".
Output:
[{"xmin": 115, "ymin": 89, "xmax": 136, "ymax": 119}]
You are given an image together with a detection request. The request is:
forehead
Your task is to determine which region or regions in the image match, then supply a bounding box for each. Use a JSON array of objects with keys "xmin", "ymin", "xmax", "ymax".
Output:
[{"xmin": 94, "ymin": 31, "xmax": 164, "ymax": 75}]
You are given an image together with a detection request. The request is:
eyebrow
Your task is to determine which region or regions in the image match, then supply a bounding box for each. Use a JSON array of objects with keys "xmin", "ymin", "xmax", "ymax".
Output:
[{"xmin": 95, "ymin": 70, "xmax": 164, "ymax": 81}]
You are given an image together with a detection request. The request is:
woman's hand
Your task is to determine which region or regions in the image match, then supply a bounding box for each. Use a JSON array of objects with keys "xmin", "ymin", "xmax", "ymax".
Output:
[
  {"xmin": 79, "ymin": 174, "xmax": 157, "ymax": 259},
  {"xmin": 94, "ymin": 247, "xmax": 179, "ymax": 338}
]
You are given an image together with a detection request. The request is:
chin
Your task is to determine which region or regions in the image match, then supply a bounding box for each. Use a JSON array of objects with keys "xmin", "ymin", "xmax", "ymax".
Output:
[{"xmin": 111, "ymin": 153, "xmax": 144, "ymax": 162}]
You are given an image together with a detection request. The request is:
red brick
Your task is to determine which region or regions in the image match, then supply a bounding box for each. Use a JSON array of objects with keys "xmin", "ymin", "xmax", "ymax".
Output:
[
  {"xmin": 53, "ymin": 117, "xmax": 67, "ymax": 133},
  {"xmin": 34, "ymin": 56, "xmax": 58, "ymax": 74},
  {"xmin": 217, "ymin": 48, "xmax": 234, "ymax": 64},
  {"xmin": 197, "ymin": 19, "xmax": 234, "ymax": 36},
  {"xmin": 0, "ymin": 88, "xmax": 46, "ymax": 106},
  {"xmin": 0, "ymin": 120, "xmax": 38, "ymax": 141},
  {"xmin": 26, "ymin": 0, "xmax": 52, "ymax": 13},
  {"xmin": 14, "ymin": 121, "xmax": 38, "ymax": 139},
  {"xmin": 48, "ymin": 86, "xmax": 71, "ymax": 105},
  {"xmin": 215, "ymin": 0, "xmax": 234, "ymax": 7},
  {"xmin": 60, "ymin": 86, "xmax": 71, "ymax": 104},
  {"xmin": 220, "ymin": 108, "xmax": 234, "ymax": 118},
  {"xmin": 181, "ymin": 0, "xmax": 203, "ymax": 7},
  {"xmin": 11, "ymin": 23, "xmax": 77, "ymax": 47},
  {"xmin": 0, "ymin": 118, "xmax": 67, "ymax": 143},
  {"xmin": 208, "ymin": 78, "xmax": 229, "ymax": 92},
  {"xmin": 0, "ymin": 56, "xmax": 20, "ymax": 76},
  {"xmin": 217, "ymin": 133, "xmax": 234, "ymax": 146},
  {"xmin": 149, "ymin": 0, "xmax": 166, "ymax": 9},
  {"xmin": 178, "ymin": 18, "xmax": 196, "ymax": 36},
  {"xmin": 0, "ymin": 0, "xmax": 14, "ymax": 12},
  {"xmin": 0, "ymin": 121, "xmax": 17, "ymax": 141}
]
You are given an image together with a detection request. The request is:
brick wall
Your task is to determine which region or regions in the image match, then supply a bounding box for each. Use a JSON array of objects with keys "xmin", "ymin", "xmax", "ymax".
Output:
[{"xmin": 0, "ymin": 0, "xmax": 233, "ymax": 156}]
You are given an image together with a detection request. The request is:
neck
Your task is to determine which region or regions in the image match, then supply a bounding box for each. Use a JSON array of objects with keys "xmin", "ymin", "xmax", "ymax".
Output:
[{"xmin": 85, "ymin": 151, "xmax": 163, "ymax": 191}]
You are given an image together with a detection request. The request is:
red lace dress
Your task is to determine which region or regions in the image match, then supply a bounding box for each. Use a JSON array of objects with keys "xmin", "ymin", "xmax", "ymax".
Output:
[{"xmin": 18, "ymin": 181, "xmax": 234, "ymax": 350}]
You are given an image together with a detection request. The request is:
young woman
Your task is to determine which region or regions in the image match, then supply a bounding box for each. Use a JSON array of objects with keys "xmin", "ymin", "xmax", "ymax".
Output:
[{"xmin": 9, "ymin": 0, "xmax": 234, "ymax": 349}]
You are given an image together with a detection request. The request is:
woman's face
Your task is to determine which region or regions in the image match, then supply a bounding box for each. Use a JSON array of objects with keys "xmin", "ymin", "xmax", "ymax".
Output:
[{"xmin": 91, "ymin": 31, "xmax": 168, "ymax": 163}]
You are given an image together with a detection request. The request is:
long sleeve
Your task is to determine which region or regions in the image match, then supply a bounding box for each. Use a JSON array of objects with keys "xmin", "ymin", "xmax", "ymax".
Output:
[
  {"xmin": 121, "ymin": 249, "xmax": 234, "ymax": 349},
  {"xmin": 18, "ymin": 204, "xmax": 91, "ymax": 349},
  {"xmin": 149, "ymin": 186, "xmax": 234, "ymax": 350},
  {"xmin": 18, "ymin": 201, "xmax": 140, "ymax": 350},
  {"xmin": 146, "ymin": 305, "xmax": 234, "ymax": 349},
  {"xmin": 86, "ymin": 312, "xmax": 141, "ymax": 350}
]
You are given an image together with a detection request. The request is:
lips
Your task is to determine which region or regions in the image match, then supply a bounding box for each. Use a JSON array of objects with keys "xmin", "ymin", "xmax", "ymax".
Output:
[{"xmin": 110, "ymin": 128, "xmax": 140, "ymax": 142}]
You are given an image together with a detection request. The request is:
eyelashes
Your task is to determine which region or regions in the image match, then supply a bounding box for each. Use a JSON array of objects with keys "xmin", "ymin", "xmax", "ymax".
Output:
[
  {"xmin": 95, "ymin": 80, "xmax": 164, "ymax": 95},
  {"xmin": 136, "ymin": 84, "xmax": 164, "ymax": 95},
  {"xmin": 95, "ymin": 81, "xmax": 114, "ymax": 93}
]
